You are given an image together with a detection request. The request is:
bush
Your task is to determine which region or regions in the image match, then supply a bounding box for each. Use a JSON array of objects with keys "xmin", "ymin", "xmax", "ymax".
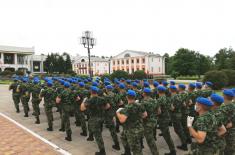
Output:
[
  {"xmin": 0, "ymin": 70, "xmax": 14, "ymax": 76},
  {"xmin": 131, "ymin": 70, "xmax": 147, "ymax": 80},
  {"xmin": 101, "ymin": 73, "xmax": 111, "ymax": 81},
  {"xmin": 171, "ymin": 71, "xmax": 180, "ymax": 79},
  {"xmin": 221, "ymin": 69, "xmax": 235, "ymax": 86},
  {"xmin": 203, "ymin": 70, "xmax": 228, "ymax": 90},
  {"xmin": 111, "ymin": 70, "xmax": 129, "ymax": 80},
  {"xmin": 15, "ymin": 70, "xmax": 24, "ymax": 76}
]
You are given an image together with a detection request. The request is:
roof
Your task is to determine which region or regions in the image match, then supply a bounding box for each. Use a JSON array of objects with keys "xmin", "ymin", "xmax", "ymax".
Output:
[
  {"xmin": 113, "ymin": 50, "xmax": 161, "ymax": 58},
  {"xmin": 0, "ymin": 45, "xmax": 34, "ymax": 55},
  {"xmin": 73, "ymin": 56, "xmax": 109, "ymax": 64}
]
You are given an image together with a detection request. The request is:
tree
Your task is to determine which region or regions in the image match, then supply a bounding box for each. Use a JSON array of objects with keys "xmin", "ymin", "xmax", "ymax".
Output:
[
  {"xmin": 195, "ymin": 53, "xmax": 213, "ymax": 78},
  {"xmin": 132, "ymin": 70, "xmax": 147, "ymax": 80},
  {"xmin": 214, "ymin": 48, "xmax": 235, "ymax": 70},
  {"xmin": 111, "ymin": 70, "xmax": 129, "ymax": 80}
]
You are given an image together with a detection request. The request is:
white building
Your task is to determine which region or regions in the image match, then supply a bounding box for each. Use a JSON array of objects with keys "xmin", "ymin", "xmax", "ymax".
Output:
[
  {"xmin": 73, "ymin": 55, "xmax": 110, "ymax": 75},
  {"xmin": 0, "ymin": 45, "xmax": 46, "ymax": 73},
  {"xmin": 111, "ymin": 50, "xmax": 165, "ymax": 75}
]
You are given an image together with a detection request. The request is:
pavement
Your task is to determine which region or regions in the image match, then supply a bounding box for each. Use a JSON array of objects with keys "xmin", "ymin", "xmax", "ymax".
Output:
[{"xmin": 0, "ymin": 85, "xmax": 190, "ymax": 155}]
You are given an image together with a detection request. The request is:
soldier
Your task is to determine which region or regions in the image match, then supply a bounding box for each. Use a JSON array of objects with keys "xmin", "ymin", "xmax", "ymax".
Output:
[
  {"xmin": 9, "ymin": 77, "xmax": 21, "ymax": 113},
  {"xmin": 141, "ymin": 88, "xmax": 159, "ymax": 155},
  {"xmin": 187, "ymin": 83, "xmax": 197, "ymax": 117},
  {"xmin": 40, "ymin": 80, "xmax": 55, "ymax": 131},
  {"xmin": 202, "ymin": 81, "xmax": 214, "ymax": 98},
  {"xmin": 210, "ymin": 94, "xmax": 227, "ymax": 155},
  {"xmin": 187, "ymin": 97, "xmax": 225, "ymax": 155},
  {"xmin": 169, "ymin": 85, "xmax": 188, "ymax": 151},
  {"xmin": 152, "ymin": 81, "xmax": 159, "ymax": 99},
  {"xmin": 103, "ymin": 85, "xmax": 120, "ymax": 150},
  {"xmin": 19, "ymin": 78, "xmax": 30, "ymax": 117},
  {"xmin": 56, "ymin": 81, "xmax": 73, "ymax": 141},
  {"xmin": 81, "ymin": 86, "xmax": 107, "ymax": 155},
  {"xmin": 156, "ymin": 86, "xmax": 176, "ymax": 155},
  {"xmin": 220, "ymin": 89, "xmax": 235, "ymax": 155},
  {"xmin": 30, "ymin": 79, "xmax": 42, "ymax": 124},
  {"xmin": 116, "ymin": 90, "xmax": 147, "ymax": 155}
]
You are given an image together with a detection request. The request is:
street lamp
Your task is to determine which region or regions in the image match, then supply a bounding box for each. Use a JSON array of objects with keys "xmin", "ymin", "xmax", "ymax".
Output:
[{"xmin": 80, "ymin": 31, "xmax": 96, "ymax": 78}]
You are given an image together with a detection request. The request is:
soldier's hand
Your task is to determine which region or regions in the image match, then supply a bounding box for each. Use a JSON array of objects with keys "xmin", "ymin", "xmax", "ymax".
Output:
[
  {"xmin": 187, "ymin": 116, "xmax": 194, "ymax": 127},
  {"xmin": 76, "ymin": 96, "xmax": 81, "ymax": 101}
]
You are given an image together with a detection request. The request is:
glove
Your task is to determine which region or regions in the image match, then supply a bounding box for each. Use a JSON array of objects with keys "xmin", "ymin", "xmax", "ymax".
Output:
[
  {"xmin": 187, "ymin": 116, "xmax": 194, "ymax": 127},
  {"xmin": 135, "ymin": 100, "xmax": 139, "ymax": 103},
  {"xmin": 116, "ymin": 108, "xmax": 124, "ymax": 113}
]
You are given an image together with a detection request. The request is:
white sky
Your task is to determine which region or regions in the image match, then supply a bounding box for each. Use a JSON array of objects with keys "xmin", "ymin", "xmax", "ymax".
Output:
[{"xmin": 0, "ymin": 0, "xmax": 234, "ymax": 57}]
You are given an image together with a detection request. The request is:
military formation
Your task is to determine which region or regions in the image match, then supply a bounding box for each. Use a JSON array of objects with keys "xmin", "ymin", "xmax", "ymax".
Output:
[{"xmin": 9, "ymin": 76, "xmax": 235, "ymax": 155}]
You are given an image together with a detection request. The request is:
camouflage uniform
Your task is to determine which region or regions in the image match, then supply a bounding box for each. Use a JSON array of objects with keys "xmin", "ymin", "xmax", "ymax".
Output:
[
  {"xmin": 120, "ymin": 102, "xmax": 145, "ymax": 155},
  {"xmin": 170, "ymin": 93, "xmax": 187, "ymax": 146},
  {"xmin": 55, "ymin": 84, "xmax": 65, "ymax": 130},
  {"xmin": 186, "ymin": 91, "xmax": 198, "ymax": 117},
  {"xmin": 191, "ymin": 112, "xmax": 218, "ymax": 155},
  {"xmin": 157, "ymin": 95, "xmax": 175, "ymax": 152},
  {"xmin": 219, "ymin": 102, "xmax": 235, "ymax": 155},
  {"xmin": 141, "ymin": 97, "xmax": 159, "ymax": 155},
  {"xmin": 9, "ymin": 81, "xmax": 21, "ymax": 112},
  {"xmin": 30, "ymin": 83, "xmax": 42, "ymax": 123},
  {"xmin": 84, "ymin": 95, "xmax": 106, "ymax": 153},
  {"xmin": 103, "ymin": 91, "xmax": 120, "ymax": 147},
  {"xmin": 40, "ymin": 86, "xmax": 55, "ymax": 129},
  {"xmin": 19, "ymin": 82, "xmax": 30, "ymax": 116}
]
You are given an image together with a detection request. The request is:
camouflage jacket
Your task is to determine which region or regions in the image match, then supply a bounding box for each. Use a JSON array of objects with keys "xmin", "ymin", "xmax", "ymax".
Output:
[
  {"xmin": 40, "ymin": 87, "xmax": 56, "ymax": 106},
  {"xmin": 85, "ymin": 95, "xmax": 106, "ymax": 119},
  {"xmin": 156, "ymin": 95, "xmax": 170, "ymax": 121},
  {"xmin": 30, "ymin": 84, "xmax": 42, "ymax": 102},
  {"xmin": 9, "ymin": 82, "xmax": 21, "ymax": 95},
  {"xmin": 141, "ymin": 98, "xmax": 159, "ymax": 125}
]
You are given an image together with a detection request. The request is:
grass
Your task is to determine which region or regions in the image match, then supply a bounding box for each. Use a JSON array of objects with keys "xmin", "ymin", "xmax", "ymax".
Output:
[{"xmin": 0, "ymin": 80, "xmax": 12, "ymax": 85}]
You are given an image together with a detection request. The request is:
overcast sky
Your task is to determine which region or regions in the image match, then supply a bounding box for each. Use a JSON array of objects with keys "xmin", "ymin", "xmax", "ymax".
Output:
[{"xmin": 0, "ymin": 0, "xmax": 234, "ymax": 57}]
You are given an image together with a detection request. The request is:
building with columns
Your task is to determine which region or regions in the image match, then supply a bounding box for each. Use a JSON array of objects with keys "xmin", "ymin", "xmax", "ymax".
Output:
[
  {"xmin": 0, "ymin": 45, "xmax": 46, "ymax": 73},
  {"xmin": 73, "ymin": 55, "xmax": 110, "ymax": 76},
  {"xmin": 111, "ymin": 50, "xmax": 165, "ymax": 75}
]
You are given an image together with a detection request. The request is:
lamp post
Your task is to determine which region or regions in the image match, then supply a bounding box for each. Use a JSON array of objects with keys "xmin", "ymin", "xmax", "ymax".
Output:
[{"xmin": 80, "ymin": 31, "xmax": 96, "ymax": 78}]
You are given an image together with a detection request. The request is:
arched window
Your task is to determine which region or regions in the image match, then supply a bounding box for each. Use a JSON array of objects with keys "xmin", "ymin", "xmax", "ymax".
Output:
[
  {"xmin": 81, "ymin": 59, "xmax": 85, "ymax": 62},
  {"xmin": 124, "ymin": 53, "xmax": 130, "ymax": 58}
]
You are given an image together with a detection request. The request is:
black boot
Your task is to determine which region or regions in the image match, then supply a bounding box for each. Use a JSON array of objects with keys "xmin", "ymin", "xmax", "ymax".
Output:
[
  {"xmin": 112, "ymin": 142, "xmax": 120, "ymax": 150},
  {"xmin": 32, "ymin": 112, "xmax": 35, "ymax": 116},
  {"xmin": 35, "ymin": 117, "xmax": 40, "ymax": 124},
  {"xmin": 140, "ymin": 138, "xmax": 144, "ymax": 149},
  {"xmin": 24, "ymin": 113, "xmax": 28, "ymax": 117},
  {"xmin": 95, "ymin": 149, "xmax": 106, "ymax": 155},
  {"xmin": 121, "ymin": 147, "xmax": 131, "ymax": 155},
  {"xmin": 65, "ymin": 133, "xmax": 72, "ymax": 141},
  {"xmin": 165, "ymin": 150, "xmax": 176, "ymax": 155},
  {"xmin": 59, "ymin": 128, "xmax": 65, "ymax": 132},
  {"xmin": 177, "ymin": 144, "xmax": 188, "ymax": 151},
  {"xmin": 87, "ymin": 133, "xmax": 94, "ymax": 141},
  {"xmin": 47, "ymin": 126, "xmax": 53, "ymax": 131},
  {"xmin": 186, "ymin": 138, "xmax": 192, "ymax": 144},
  {"xmin": 80, "ymin": 131, "xmax": 87, "ymax": 137}
]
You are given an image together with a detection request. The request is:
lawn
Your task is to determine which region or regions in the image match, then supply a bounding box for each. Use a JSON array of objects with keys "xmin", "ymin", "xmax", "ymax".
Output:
[{"xmin": 0, "ymin": 80, "xmax": 12, "ymax": 85}]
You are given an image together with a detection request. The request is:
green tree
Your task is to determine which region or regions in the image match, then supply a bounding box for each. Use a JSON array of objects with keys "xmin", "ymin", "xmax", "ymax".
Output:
[
  {"xmin": 214, "ymin": 48, "xmax": 235, "ymax": 70},
  {"xmin": 111, "ymin": 70, "xmax": 129, "ymax": 80},
  {"xmin": 195, "ymin": 53, "xmax": 213, "ymax": 78},
  {"xmin": 132, "ymin": 70, "xmax": 147, "ymax": 80}
]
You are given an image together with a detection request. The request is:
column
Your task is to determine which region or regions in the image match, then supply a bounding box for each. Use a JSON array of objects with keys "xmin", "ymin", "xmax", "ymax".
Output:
[
  {"xmin": 134, "ymin": 58, "xmax": 137, "ymax": 72},
  {"xmin": 14, "ymin": 53, "xmax": 17, "ymax": 65}
]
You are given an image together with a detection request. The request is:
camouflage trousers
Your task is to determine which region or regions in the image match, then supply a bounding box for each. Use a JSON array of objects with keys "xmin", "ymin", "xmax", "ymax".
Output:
[
  {"xmin": 159, "ymin": 119, "xmax": 175, "ymax": 151},
  {"xmin": 182, "ymin": 113, "xmax": 191, "ymax": 141},
  {"xmin": 44, "ymin": 104, "xmax": 53, "ymax": 128},
  {"xmin": 143, "ymin": 122, "xmax": 159, "ymax": 155},
  {"xmin": 121, "ymin": 128, "xmax": 144, "ymax": 155},
  {"xmin": 224, "ymin": 128, "xmax": 235, "ymax": 155},
  {"xmin": 12, "ymin": 94, "xmax": 20, "ymax": 111},
  {"xmin": 32, "ymin": 99, "xmax": 41, "ymax": 118},
  {"xmin": 21, "ymin": 97, "xmax": 29, "ymax": 115},
  {"xmin": 189, "ymin": 143, "xmax": 219, "ymax": 155},
  {"xmin": 62, "ymin": 105, "xmax": 72, "ymax": 136},
  {"xmin": 104, "ymin": 112, "xmax": 119, "ymax": 145},
  {"xmin": 172, "ymin": 113, "xmax": 187, "ymax": 145},
  {"xmin": 74, "ymin": 104, "xmax": 87, "ymax": 133},
  {"xmin": 88, "ymin": 118, "xmax": 104, "ymax": 151}
]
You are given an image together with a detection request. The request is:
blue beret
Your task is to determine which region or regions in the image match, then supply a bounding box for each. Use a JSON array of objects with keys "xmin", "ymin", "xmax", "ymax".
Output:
[
  {"xmin": 106, "ymin": 85, "xmax": 113, "ymax": 90},
  {"xmin": 170, "ymin": 85, "xmax": 177, "ymax": 90},
  {"xmin": 79, "ymin": 82, "xmax": 85, "ymax": 87},
  {"xmin": 232, "ymin": 88, "xmax": 235, "ymax": 93},
  {"xmin": 126, "ymin": 79, "xmax": 131, "ymax": 84},
  {"xmin": 131, "ymin": 82, "xmax": 138, "ymax": 87},
  {"xmin": 92, "ymin": 81, "xmax": 98, "ymax": 86},
  {"xmin": 120, "ymin": 78, "xmax": 125, "ymax": 81},
  {"xmin": 189, "ymin": 83, "xmax": 196, "ymax": 89},
  {"xmin": 104, "ymin": 81, "xmax": 111, "ymax": 86},
  {"xmin": 210, "ymin": 94, "xmax": 224, "ymax": 104},
  {"xmin": 47, "ymin": 81, "xmax": 53, "ymax": 87},
  {"xmin": 157, "ymin": 86, "xmax": 166, "ymax": 92},
  {"xmin": 127, "ymin": 90, "xmax": 136, "ymax": 97},
  {"xmin": 143, "ymin": 88, "xmax": 152, "ymax": 93},
  {"xmin": 178, "ymin": 84, "xmax": 186, "ymax": 89},
  {"xmin": 206, "ymin": 81, "xmax": 213, "ymax": 87},
  {"xmin": 60, "ymin": 80, "xmax": 65, "ymax": 85},
  {"xmin": 162, "ymin": 81, "xmax": 168, "ymax": 86},
  {"xmin": 170, "ymin": 81, "xmax": 175, "ymax": 85},
  {"xmin": 135, "ymin": 79, "xmax": 140, "ymax": 83},
  {"xmin": 33, "ymin": 79, "xmax": 40, "ymax": 84},
  {"xmin": 84, "ymin": 79, "xmax": 88, "ymax": 83},
  {"xmin": 223, "ymin": 89, "xmax": 235, "ymax": 97},
  {"xmin": 64, "ymin": 82, "xmax": 70, "ymax": 88},
  {"xmin": 119, "ymin": 83, "xmax": 126, "ymax": 89},
  {"xmin": 153, "ymin": 81, "xmax": 159, "ymax": 87},
  {"xmin": 196, "ymin": 97, "xmax": 213, "ymax": 106},
  {"xmin": 90, "ymin": 86, "xmax": 99, "ymax": 93},
  {"xmin": 144, "ymin": 82, "xmax": 150, "ymax": 87},
  {"xmin": 22, "ymin": 78, "xmax": 28, "ymax": 83},
  {"xmin": 196, "ymin": 82, "xmax": 202, "ymax": 88}
]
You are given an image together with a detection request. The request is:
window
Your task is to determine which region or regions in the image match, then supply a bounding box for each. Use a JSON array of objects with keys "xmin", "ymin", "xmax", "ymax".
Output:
[
  {"xmin": 142, "ymin": 58, "xmax": 145, "ymax": 63},
  {"xmin": 142, "ymin": 67, "xmax": 145, "ymax": 71},
  {"xmin": 137, "ymin": 59, "xmax": 139, "ymax": 63},
  {"xmin": 117, "ymin": 60, "xmax": 119, "ymax": 65},
  {"xmin": 131, "ymin": 59, "xmax": 134, "ymax": 64},
  {"xmin": 159, "ymin": 58, "xmax": 161, "ymax": 62},
  {"xmin": 122, "ymin": 60, "xmax": 124, "ymax": 64},
  {"xmin": 4, "ymin": 53, "xmax": 14, "ymax": 64},
  {"xmin": 81, "ymin": 59, "xmax": 85, "ymax": 62},
  {"xmin": 126, "ymin": 60, "xmax": 129, "ymax": 64},
  {"xmin": 113, "ymin": 61, "xmax": 115, "ymax": 65},
  {"xmin": 17, "ymin": 54, "xmax": 25, "ymax": 64},
  {"xmin": 124, "ymin": 53, "xmax": 130, "ymax": 57}
]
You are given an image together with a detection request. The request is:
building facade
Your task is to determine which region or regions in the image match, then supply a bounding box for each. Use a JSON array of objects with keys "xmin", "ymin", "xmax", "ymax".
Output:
[
  {"xmin": 0, "ymin": 45, "xmax": 46, "ymax": 73},
  {"xmin": 111, "ymin": 50, "xmax": 165, "ymax": 75},
  {"xmin": 73, "ymin": 56, "xmax": 110, "ymax": 76}
]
